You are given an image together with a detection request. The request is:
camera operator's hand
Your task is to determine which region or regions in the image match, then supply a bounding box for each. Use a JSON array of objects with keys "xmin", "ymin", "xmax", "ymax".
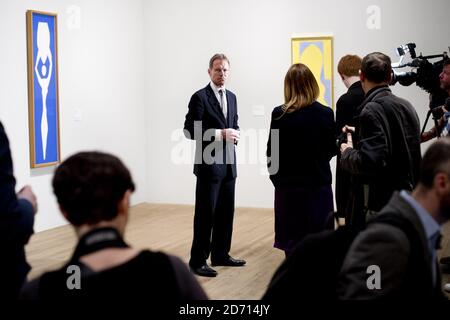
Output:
[
  {"xmin": 340, "ymin": 132, "xmax": 353, "ymax": 154},
  {"xmin": 342, "ymin": 125, "xmax": 355, "ymax": 134},
  {"xmin": 421, "ymin": 106, "xmax": 449, "ymax": 143},
  {"xmin": 421, "ymin": 129, "xmax": 435, "ymax": 143}
]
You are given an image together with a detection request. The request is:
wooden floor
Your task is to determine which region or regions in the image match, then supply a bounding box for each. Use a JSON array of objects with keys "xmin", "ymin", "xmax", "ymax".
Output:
[
  {"xmin": 25, "ymin": 203, "xmax": 284, "ymax": 300},
  {"xmin": 25, "ymin": 203, "xmax": 450, "ymax": 299}
]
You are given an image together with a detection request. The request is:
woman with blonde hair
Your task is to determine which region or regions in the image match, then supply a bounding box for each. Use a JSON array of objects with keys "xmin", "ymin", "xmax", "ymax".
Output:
[{"xmin": 267, "ymin": 63, "xmax": 336, "ymax": 256}]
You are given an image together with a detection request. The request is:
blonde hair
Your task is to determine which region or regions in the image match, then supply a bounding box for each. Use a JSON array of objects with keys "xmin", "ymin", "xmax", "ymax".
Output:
[{"xmin": 280, "ymin": 63, "xmax": 319, "ymax": 118}]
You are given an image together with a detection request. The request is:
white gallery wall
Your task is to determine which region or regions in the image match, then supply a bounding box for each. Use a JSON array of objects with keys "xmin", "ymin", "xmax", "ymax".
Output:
[
  {"xmin": 144, "ymin": 0, "xmax": 450, "ymax": 208},
  {"xmin": 0, "ymin": 0, "xmax": 449, "ymax": 231},
  {"xmin": 0, "ymin": 0, "xmax": 147, "ymax": 231}
]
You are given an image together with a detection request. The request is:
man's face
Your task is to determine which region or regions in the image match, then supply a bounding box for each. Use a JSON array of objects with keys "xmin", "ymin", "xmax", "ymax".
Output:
[
  {"xmin": 208, "ymin": 59, "xmax": 229, "ymax": 87},
  {"xmin": 439, "ymin": 65, "xmax": 450, "ymax": 92}
]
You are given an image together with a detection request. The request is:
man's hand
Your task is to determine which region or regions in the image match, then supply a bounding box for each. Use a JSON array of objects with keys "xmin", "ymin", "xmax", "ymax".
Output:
[
  {"xmin": 18, "ymin": 185, "xmax": 38, "ymax": 214},
  {"xmin": 342, "ymin": 125, "xmax": 355, "ymax": 134},
  {"xmin": 340, "ymin": 132, "xmax": 353, "ymax": 153},
  {"xmin": 222, "ymin": 129, "xmax": 240, "ymax": 143},
  {"xmin": 421, "ymin": 129, "xmax": 435, "ymax": 143}
]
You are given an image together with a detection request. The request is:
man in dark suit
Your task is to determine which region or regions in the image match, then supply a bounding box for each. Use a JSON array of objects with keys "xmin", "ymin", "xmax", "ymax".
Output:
[
  {"xmin": 335, "ymin": 55, "xmax": 365, "ymax": 221},
  {"xmin": 0, "ymin": 121, "xmax": 37, "ymax": 299},
  {"xmin": 184, "ymin": 54, "xmax": 245, "ymax": 277},
  {"xmin": 338, "ymin": 138, "xmax": 450, "ymax": 300}
]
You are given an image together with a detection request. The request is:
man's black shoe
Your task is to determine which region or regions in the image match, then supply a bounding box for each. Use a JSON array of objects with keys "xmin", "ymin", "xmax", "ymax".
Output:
[
  {"xmin": 190, "ymin": 264, "xmax": 218, "ymax": 277},
  {"xmin": 211, "ymin": 256, "xmax": 246, "ymax": 267}
]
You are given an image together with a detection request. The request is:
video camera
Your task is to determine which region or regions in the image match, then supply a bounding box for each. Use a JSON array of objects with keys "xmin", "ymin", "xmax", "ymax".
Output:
[
  {"xmin": 391, "ymin": 43, "xmax": 450, "ymax": 137},
  {"xmin": 391, "ymin": 43, "xmax": 449, "ymax": 108}
]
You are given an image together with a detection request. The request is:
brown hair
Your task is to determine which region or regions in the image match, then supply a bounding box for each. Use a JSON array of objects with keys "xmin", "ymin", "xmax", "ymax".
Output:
[
  {"xmin": 209, "ymin": 53, "xmax": 230, "ymax": 69},
  {"xmin": 280, "ymin": 63, "xmax": 319, "ymax": 117},
  {"xmin": 337, "ymin": 55, "xmax": 362, "ymax": 77}
]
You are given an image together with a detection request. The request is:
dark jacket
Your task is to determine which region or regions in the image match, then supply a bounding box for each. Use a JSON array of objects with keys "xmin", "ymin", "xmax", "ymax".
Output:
[
  {"xmin": 21, "ymin": 251, "xmax": 207, "ymax": 302},
  {"xmin": 184, "ymin": 84, "xmax": 239, "ymax": 180},
  {"xmin": 338, "ymin": 192, "xmax": 444, "ymax": 300},
  {"xmin": 0, "ymin": 121, "xmax": 35, "ymax": 299},
  {"xmin": 267, "ymin": 101, "xmax": 336, "ymax": 187},
  {"xmin": 335, "ymin": 81, "xmax": 365, "ymax": 218},
  {"xmin": 340, "ymin": 86, "xmax": 421, "ymax": 213},
  {"xmin": 335, "ymin": 81, "xmax": 365, "ymax": 134}
]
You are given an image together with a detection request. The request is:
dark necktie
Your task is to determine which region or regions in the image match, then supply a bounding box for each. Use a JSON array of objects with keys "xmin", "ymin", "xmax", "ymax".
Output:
[{"xmin": 219, "ymin": 89, "xmax": 227, "ymax": 119}]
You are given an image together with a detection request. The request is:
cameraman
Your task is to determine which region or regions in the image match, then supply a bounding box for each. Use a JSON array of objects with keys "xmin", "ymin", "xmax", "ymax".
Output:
[
  {"xmin": 421, "ymin": 59, "xmax": 450, "ymax": 141},
  {"xmin": 340, "ymin": 52, "xmax": 421, "ymax": 229}
]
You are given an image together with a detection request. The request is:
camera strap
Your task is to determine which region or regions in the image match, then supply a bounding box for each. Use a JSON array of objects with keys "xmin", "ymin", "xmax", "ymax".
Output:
[{"xmin": 70, "ymin": 227, "xmax": 129, "ymax": 263}]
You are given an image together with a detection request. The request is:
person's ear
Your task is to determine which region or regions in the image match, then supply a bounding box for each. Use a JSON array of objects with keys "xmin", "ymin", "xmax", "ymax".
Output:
[
  {"xmin": 59, "ymin": 205, "xmax": 70, "ymax": 221},
  {"xmin": 359, "ymin": 69, "xmax": 364, "ymax": 82},
  {"xmin": 118, "ymin": 190, "xmax": 132, "ymax": 217},
  {"xmin": 434, "ymin": 172, "xmax": 450, "ymax": 196}
]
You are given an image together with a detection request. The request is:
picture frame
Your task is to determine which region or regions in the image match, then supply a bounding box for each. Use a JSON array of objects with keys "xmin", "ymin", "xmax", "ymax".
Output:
[
  {"xmin": 291, "ymin": 36, "xmax": 334, "ymax": 108},
  {"xmin": 26, "ymin": 10, "xmax": 61, "ymax": 168}
]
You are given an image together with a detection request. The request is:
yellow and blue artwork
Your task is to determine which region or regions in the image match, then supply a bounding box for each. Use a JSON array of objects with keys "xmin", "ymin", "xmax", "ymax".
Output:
[
  {"xmin": 291, "ymin": 36, "xmax": 334, "ymax": 108},
  {"xmin": 26, "ymin": 10, "xmax": 60, "ymax": 168}
]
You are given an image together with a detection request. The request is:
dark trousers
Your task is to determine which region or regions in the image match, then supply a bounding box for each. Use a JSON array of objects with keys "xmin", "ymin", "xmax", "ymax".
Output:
[{"xmin": 189, "ymin": 174, "xmax": 236, "ymax": 267}]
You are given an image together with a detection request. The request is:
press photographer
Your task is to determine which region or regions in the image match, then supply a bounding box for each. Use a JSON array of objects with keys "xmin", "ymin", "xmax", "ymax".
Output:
[{"xmin": 340, "ymin": 52, "xmax": 421, "ymax": 229}]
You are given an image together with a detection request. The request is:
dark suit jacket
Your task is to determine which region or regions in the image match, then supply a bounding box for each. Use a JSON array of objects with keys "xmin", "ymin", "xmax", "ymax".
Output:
[
  {"xmin": 184, "ymin": 84, "xmax": 239, "ymax": 180},
  {"xmin": 338, "ymin": 192, "xmax": 443, "ymax": 300},
  {"xmin": 267, "ymin": 102, "xmax": 336, "ymax": 187},
  {"xmin": 0, "ymin": 121, "xmax": 35, "ymax": 298}
]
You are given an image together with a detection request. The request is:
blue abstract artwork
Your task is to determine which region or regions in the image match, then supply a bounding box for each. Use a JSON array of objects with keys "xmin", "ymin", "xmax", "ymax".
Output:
[{"xmin": 27, "ymin": 11, "xmax": 60, "ymax": 167}]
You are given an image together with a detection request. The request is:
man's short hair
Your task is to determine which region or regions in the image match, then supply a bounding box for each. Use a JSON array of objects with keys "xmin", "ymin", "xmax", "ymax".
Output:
[
  {"xmin": 361, "ymin": 52, "xmax": 392, "ymax": 84},
  {"xmin": 338, "ymin": 55, "xmax": 362, "ymax": 77},
  {"xmin": 52, "ymin": 151, "xmax": 135, "ymax": 226},
  {"xmin": 444, "ymin": 59, "xmax": 450, "ymax": 67},
  {"xmin": 209, "ymin": 53, "xmax": 229, "ymax": 69},
  {"xmin": 419, "ymin": 137, "xmax": 450, "ymax": 188}
]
